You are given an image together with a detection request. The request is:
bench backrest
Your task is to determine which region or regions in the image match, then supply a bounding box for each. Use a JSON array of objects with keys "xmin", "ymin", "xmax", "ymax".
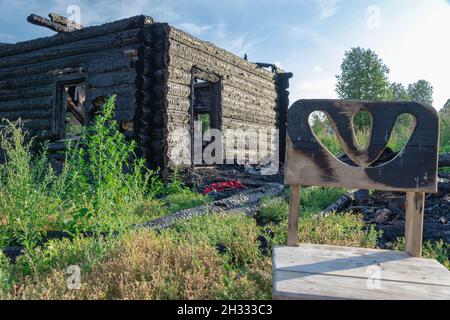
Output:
[{"xmin": 285, "ymin": 99, "xmax": 439, "ymax": 192}]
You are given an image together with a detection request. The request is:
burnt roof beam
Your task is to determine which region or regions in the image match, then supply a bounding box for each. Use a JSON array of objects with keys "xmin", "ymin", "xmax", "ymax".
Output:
[
  {"xmin": 48, "ymin": 13, "xmax": 84, "ymax": 30},
  {"xmin": 27, "ymin": 14, "xmax": 82, "ymax": 33}
]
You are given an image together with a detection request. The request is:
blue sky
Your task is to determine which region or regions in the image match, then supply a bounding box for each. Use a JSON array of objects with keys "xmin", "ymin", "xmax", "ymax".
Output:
[{"xmin": 0, "ymin": 0, "xmax": 449, "ymax": 109}]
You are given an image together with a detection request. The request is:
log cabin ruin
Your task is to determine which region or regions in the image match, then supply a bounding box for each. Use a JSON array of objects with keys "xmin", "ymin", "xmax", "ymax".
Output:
[{"xmin": 0, "ymin": 14, "xmax": 292, "ymax": 175}]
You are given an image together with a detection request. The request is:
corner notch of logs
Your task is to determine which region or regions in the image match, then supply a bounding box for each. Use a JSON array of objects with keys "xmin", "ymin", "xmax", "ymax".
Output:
[{"xmin": 27, "ymin": 13, "xmax": 84, "ymax": 33}]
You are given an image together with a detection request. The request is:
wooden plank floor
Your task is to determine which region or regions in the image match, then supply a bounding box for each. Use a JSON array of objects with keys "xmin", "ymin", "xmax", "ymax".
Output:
[{"xmin": 273, "ymin": 244, "xmax": 450, "ymax": 300}]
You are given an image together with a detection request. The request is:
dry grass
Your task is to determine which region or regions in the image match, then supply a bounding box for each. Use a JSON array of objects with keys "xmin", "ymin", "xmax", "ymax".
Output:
[
  {"xmin": 266, "ymin": 212, "xmax": 380, "ymax": 249},
  {"xmin": 8, "ymin": 230, "xmax": 271, "ymax": 300}
]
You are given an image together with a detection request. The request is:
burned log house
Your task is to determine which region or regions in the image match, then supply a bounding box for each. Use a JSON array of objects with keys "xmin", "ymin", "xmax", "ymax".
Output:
[{"xmin": 0, "ymin": 14, "xmax": 292, "ymax": 174}]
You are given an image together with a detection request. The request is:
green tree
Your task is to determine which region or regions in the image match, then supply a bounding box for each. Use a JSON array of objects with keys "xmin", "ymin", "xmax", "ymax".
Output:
[
  {"xmin": 407, "ymin": 80, "xmax": 434, "ymax": 105},
  {"xmin": 389, "ymin": 82, "xmax": 410, "ymax": 101},
  {"xmin": 336, "ymin": 47, "xmax": 391, "ymax": 101},
  {"xmin": 441, "ymin": 99, "xmax": 450, "ymax": 115}
]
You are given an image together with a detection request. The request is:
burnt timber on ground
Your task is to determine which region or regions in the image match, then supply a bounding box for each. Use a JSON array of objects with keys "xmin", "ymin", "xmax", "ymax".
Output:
[{"xmin": 0, "ymin": 15, "xmax": 292, "ymax": 173}]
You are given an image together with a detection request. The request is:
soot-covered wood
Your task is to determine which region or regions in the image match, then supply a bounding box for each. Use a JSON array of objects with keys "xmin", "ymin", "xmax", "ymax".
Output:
[{"xmin": 285, "ymin": 99, "xmax": 439, "ymax": 192}]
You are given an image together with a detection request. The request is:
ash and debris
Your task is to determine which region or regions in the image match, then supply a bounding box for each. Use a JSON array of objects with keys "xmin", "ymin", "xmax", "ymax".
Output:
[{"xmin": 348, "ymin": 186, "xmax": 450, "ymax": 249}]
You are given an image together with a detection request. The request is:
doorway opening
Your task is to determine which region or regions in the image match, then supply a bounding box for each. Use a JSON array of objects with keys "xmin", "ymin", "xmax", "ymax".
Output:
[{"xmin": 190, "ymin": 72, "xmax": 222, "ymax": 167}]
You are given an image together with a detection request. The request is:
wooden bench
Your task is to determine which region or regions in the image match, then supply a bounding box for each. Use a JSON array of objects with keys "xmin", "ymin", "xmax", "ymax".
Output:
[{"xmin": 274, "ymin": 99, "xmax": 450, "ymax": 300}]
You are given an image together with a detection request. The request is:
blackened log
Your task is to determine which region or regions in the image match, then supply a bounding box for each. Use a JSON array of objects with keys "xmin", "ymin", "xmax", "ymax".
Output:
[
  {"xmin": 0, "ymin": 109, "xmax": 52, "ymax": 120},
  {"xmin": 318, "ymin": 190, "xmax": 356, "ymax": 217},
  {"xmin": 1, "ymin": 247, "xmax": 24, "ymax": 262},
  {"xmin": 27, "ymin": 14, "xmax": 75, "ymax": 33},
  {"xmin": 0, "ymin": 74, "xmax": 54, "ymax": 90},
  {"xmin": 47, "ymin": 142, "xmax": 68, "ymax": 152},
  {"xmin": 17, "ymin": 119, "xmax": 52, "ymax": 129},
  {"xmin": 48, "ymin": 153, "xmax": 66, "ymax": 161},
  {"xmin": 0, "ymin": 97, "xmax": 52, "ymax": 112},
  {"xmin": 0, "ymin": 85, "xmax": 53, "ymax": 101},
  {"xmin": 140, "ymin": 183, "xmax": 285, "ymax": 230},
  {"xmin": 0, "ymin": 29, "xmax": 142, "ymax": 68},
  {"xmin": 0, "ymin": 46, "xmax": 137, "ymax": 81},
  {"xmin": 87, "ymin": 70, "xmax": 136, "ymax": 89},
  {"xmin": 169, "ymin": 28, "xmax": 274, "ymax": 81},
  {"xmin": 66, "ymin": 96, "xmax": 85, "ymax": 124},
  {"xmin": 0, "ymin": 15, "xmax": 153, "ymax": 58},
  {"xmin": 439, "ymin": 154, "xmax": 450, "ymax": 167},
  {"xmin": 439, "ymin": 182, "xmax": 450, "ymax": 192},
  {"xmin": 87, "ymin": 54, "xmax": 135, "ymax": 73},
  {"xmin": 48, "ymin": 13, "xmax": 83, "ymax": 30}
]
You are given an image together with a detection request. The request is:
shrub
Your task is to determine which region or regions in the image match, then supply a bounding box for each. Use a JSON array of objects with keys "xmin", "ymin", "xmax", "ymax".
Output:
[
  {"xmin": 166, "ymin": 214, "xmax": 262, "ymax": 268},
  {"xmin": 300, "ymin": 187, "xmax": 346, "ymax": 213},
  {"xmin": 165, "ymin": 191, "xmax": 211, "ymax": 213},
  {"xmin": 266, "ymin": 212, "xmax": 381, "ymax": 249},
  {"xmin": 0, "ymin": 96, "xmax": 156, "ymax": 247},
  {"xmin": 256, "ymin": 196, "xmax": 289, "ymax": 225},
  {"xmin": 0, "ymin": 122, "xmax": 67, "ymax": 248},
  {"xmin": 256, "ymin": 187, "xmax": 346, "ymax": 226},
  {"xmin": 132, "ymin": 199, "xmax": 168, "ymax": 222},
  {"xmin": 11, "ymin": 236, "xmax": 118, "ymax": 279},
  {"xmin": 63, "ymin": 95, "xmax": 152, "ymax": 234}
]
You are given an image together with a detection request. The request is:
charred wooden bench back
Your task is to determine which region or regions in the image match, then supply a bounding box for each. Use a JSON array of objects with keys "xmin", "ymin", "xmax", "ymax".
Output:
[{"xmin": 284, "ymin": 99, "xmax": 440, "ymax": 257}]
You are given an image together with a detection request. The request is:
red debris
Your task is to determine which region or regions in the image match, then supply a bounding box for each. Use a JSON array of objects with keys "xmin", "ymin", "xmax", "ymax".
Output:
[{"xmin": 203, "ymin": 180, "xmax": 245, "ymax": 194}]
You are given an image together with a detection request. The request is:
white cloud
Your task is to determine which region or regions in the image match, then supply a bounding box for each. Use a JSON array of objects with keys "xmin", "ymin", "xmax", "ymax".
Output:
[
  {"xmin": 283, "ymin": 24, "xmax": 327, "ymax": 45},
  {"xmin": 315, "ymin": 0, "xmax": 340, "ymax": 19},
  {"xmin": 176, "ymin": 22, "xmax": 212, "ymax": 36}
]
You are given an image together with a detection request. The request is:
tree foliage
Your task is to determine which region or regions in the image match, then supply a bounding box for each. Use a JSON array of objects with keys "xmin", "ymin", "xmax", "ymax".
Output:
[
  {"xmin": 336, "ymin": 47, "xmax": 391, "ymax": 101},
  {"xmin": 407, "ymin": 80, "xmax": 434, "ymax": 105},
  {"xmin": 441, "ymin": 99, "xmax": 450, "ymax": 115},
  {"xmin": 389, "ymin": 82, "xmax": 409, "ymax": 101}
]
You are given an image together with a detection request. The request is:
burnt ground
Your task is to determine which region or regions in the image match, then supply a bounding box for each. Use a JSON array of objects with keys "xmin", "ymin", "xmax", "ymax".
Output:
[
  {"xmin": 350, "ymin": 190, "xmax": 450, "ymax": 248},
  {"xmin": 181, "ymin": 164, "xmax": 284, "ymax": 200}
]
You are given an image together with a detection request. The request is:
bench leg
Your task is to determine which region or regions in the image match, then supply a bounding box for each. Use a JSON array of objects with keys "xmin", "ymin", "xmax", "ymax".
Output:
[
  {"xmin": 288, "ymin": 185, "xmax": 301, "ymax": 246},
  {"xmin": 405, "ymin": 192, "xmax": 425, "ymax": 257}
]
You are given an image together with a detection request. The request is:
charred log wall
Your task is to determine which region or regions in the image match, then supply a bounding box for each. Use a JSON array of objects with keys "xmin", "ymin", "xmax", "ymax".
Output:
[
  {"xmin": 0, "ymin": 15, "xmax": 291, "ymax": 172},
  {"xmin": 165, "ymin": 27, "xmax": 290, "ymax": 169},
  {"xmin": 0, "ymin": 15, "xmax": 153, "ymax": 160},
  {"xmin": 139, "ymin": 23, "xmax": 170, "ymax": 169},
  {"xmin": 275, "ymin": 72, "xmax": 293, "ymax": 164}
]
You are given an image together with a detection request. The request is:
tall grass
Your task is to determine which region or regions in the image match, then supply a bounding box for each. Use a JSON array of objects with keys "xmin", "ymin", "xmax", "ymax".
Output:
[{"xmin": 0, "ymin": 96, "xmax": 152, "ymax": 248}]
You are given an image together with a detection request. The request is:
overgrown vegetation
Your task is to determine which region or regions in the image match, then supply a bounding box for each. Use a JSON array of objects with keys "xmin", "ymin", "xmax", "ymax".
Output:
[{"xmin": 0, "ymin": 96, "xmax": 448, "ymax": 300}]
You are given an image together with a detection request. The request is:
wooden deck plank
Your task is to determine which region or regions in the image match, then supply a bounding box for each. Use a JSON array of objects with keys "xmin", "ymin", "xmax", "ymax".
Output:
[
  {"xmin": 274, "ymin": 270, "xmax": 450, "ymax": 300},
  {"xmin": 273, "ymin": 244, "xmax": 450, "ymax": 300},
  {"xmin": 274, "ymin": 244, "xmax": 450, "ymax": 286}
]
